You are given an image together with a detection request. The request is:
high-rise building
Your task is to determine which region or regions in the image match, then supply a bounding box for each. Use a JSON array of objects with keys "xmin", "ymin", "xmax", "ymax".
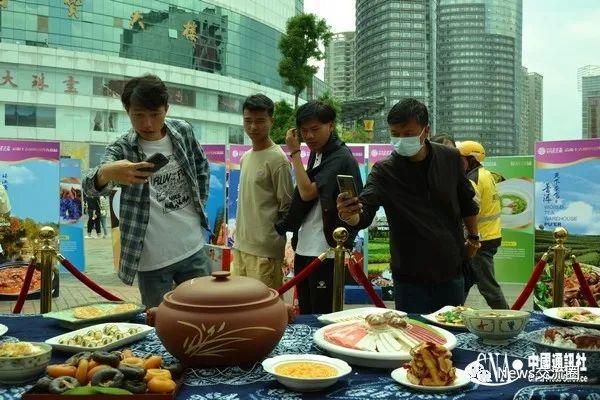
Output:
[
  {"xmin": 0, "ymin": 0, "xmax": 316, "ymax": 163},
  {"xmin": 355, "ymin": 0, "xmax": 437, "ymax": 142},
  {"xmin": 518, "ymin": 67, "xmax": 543, "ymax": 155},
  {"xmin": 324, "ymin": 32, "xmax": 356, "ymax": 101},
  {"xmin": 582, "ymin": 74, "xmax": 600, "ymax": 139},
  {"xmin": 577, "ymin": 65, "xmax": 600, "ymax": 92},
  {"xmin": 437, "ymin": 0, "xmax": 523, "ymax": 156}
]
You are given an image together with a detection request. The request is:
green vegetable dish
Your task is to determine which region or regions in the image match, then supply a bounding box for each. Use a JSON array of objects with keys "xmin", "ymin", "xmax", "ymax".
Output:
[{"xmin": 501, "ymin": 194, "xmax": 527, "ymax": 215}]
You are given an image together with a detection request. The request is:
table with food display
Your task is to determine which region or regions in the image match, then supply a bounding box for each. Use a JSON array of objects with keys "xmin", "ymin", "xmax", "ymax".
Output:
[{"xmin": 1, "ymin": 272, "xmax": 599, "ymax": 400}]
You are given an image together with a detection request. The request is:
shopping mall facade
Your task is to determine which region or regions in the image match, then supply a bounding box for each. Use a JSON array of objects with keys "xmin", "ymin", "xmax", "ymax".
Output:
[{"xmin": 0, "ymin": 0, "xmax": 323, "ymax": 168}]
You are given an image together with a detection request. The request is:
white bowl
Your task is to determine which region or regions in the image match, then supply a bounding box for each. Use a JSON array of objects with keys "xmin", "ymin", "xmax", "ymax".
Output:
[
  {"xmin": 262, "ymin": 354, "xmax": 352, "ymax": 392},
  {"xmin": 497, "ymin": 179, "xmax": 534, "ymax": 229},
  {"xmin": 0, "ymin": 342, "xmax": 52, "ymax": 384},
  {"xmin": 462, "ymin": 309, "xmax": 530, "ymax": 345}
]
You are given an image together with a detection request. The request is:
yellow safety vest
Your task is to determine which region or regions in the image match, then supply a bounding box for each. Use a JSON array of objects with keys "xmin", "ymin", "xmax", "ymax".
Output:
[{"xmin": 467, "ymin": 166, "xmax": 502, "ymax": 241}]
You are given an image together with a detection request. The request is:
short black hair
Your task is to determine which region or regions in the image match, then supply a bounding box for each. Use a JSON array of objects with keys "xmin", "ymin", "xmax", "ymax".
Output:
[
  {"xmin": 296, "ymin": 100, "xmax": 336, "ymax": 127},
  {"xmin": 431, "ymin": 133, "xmax": 456, "ymax": 146},
  {"xmin": 387, "ymin": 98, "xmax": 429, "ymax": 126},
  {"xmin": 121, "ymin": 74, "xmax": 169, "ymax": 112},
  {"xmin": 242, "ymin": 94, "xmax": 274, "ymax": 116}
]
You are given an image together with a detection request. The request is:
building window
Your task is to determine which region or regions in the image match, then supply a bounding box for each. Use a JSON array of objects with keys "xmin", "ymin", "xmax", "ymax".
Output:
[
  {"xmin": 5, "ymin": 104, "xmax": 56, "ymax": 128},
  {"xmin": 91, "ymin": 110, "xmax": 118, "ymax": 132},
  {"xmin": 38, "ymin": 16, "xmax": 49, "ymax": 33}
]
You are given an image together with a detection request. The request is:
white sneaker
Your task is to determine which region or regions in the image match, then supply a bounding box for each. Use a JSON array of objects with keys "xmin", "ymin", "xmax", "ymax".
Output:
[{"xmin": 84, "ymin": 235, "xmax": 92, "ymax": 239}]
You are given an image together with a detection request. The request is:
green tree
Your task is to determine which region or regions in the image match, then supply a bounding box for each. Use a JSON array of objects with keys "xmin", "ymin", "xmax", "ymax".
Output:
[
  {"xmin": 341, "ymin": 123, "xmax": 372, "ymax": 143},
  {"xmin": 278, "ymin": 14, "xmax": 332, "ymax": 109},
  {"xmin": 270, "ymin": 100, "xmax": 295, "ymax": 144}
]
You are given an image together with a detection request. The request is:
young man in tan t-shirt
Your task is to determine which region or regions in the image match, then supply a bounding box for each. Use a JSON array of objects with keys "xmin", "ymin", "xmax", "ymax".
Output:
[{"xmin": 231, "ymin": 94, "xmax": 293, "ymax": 288}]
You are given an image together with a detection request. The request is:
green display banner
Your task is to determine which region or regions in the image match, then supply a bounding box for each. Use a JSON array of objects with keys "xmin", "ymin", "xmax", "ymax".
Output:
[{"xmin": 482, "ymin": 156, "xmax": 535, "ymax": 283}]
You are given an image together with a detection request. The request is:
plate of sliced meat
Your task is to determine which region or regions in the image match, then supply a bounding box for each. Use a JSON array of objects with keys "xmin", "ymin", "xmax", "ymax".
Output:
[{"xmin": 313, "ymin": 312, "xmax": 457, "ymax": 368}]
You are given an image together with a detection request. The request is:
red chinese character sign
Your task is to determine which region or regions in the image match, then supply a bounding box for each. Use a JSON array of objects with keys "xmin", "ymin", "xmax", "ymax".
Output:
[
  {"xmin": 0, "ymin": 70, "xmax": 17, "ymax": 87},
  {"xmin": 32, "ymin": 73, "xmax": 48, "ymax": 90},
  {"xmin": 534, "ymin": 138, "xmax": 600, "ymax": 307},
  {"xmin": 63, "ymin": 75, "xmax": 79, "ymax": 94}
]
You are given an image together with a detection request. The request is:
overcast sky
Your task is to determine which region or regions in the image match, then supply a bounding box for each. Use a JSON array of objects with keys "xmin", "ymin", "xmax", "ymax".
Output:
[{"xmin": 304, "ymin": 0, "xmax": 600, "ymax": 141}]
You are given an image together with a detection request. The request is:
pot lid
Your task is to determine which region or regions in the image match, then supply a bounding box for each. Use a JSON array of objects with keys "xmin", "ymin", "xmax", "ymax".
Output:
[{"xmin": 168, "ymin": 271, "xmax": 275, "ymax": 307}]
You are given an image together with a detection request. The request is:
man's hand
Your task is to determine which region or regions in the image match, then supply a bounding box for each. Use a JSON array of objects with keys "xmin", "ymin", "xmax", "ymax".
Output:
[
  {"xmin": 464, "ymin": 239, "xmax": 481, "ymax": 259},
  {"xmin": 337, "ymin": 192, "xmax": 362, "ymax": 225},
  {"xmin": 285, "ymin": 128, "xmax": 301, "ymax": 153},
  {"xmin": 96, "ymin": 160, "xmax": 155, "ymax": 187}
]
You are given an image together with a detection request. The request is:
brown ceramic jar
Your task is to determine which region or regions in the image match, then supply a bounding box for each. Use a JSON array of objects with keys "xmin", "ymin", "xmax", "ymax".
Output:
[{"xmin": 146, "ymin": 271, "xmax": 287, "ymax": 367}]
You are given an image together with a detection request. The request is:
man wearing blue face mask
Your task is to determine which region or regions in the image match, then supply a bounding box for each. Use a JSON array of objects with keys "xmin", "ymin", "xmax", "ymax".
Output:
[{"xmin": 337, "ymin": 98, "xmax": 480, "ymax": 313}]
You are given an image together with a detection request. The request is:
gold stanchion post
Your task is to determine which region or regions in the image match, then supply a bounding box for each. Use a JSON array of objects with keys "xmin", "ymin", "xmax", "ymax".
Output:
[
  {"xmin": 332, "ymin": 227, "xmax": 349, "ymax": 312},
  {"xmin": 38, "ymin": 226, "xmax": 58, "ymax": 313},
  {"xmin": 552, "ymin": 227, "xmax": 568, "ymax": 308}
]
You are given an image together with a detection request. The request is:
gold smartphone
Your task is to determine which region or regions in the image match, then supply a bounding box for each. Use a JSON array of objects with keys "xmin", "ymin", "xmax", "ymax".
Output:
[{"xmin": 337, "ymin": 175, "xmax": 358, "ymax": 198}]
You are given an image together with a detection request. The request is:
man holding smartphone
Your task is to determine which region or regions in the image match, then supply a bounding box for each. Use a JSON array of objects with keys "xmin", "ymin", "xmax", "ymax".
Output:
[
  {"xmin": 276, "ymin": 100, "xmax": 363, "ymax": 314},
  {"xmin": 337, "ymin": 98, "xmax": 479, "ymax": 314},
  {"xmin": 82, "ymin": 74, "xmax": 211, "ymax": 308}
]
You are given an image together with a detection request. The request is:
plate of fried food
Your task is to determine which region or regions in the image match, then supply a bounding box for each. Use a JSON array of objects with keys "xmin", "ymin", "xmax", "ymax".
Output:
[
  {"xmin": 421, "ymin": 306, "xmax": 474, "ymax": 330},
  {"xmin": 543, "ymin": 307, "xmax": 600, "ymax": 328},
  {"xmin": 391, "ymin": 342, "xmax": 471, "ymax": 392},
  {"xmin": 42, "ymin": 301, "xmax": 145, "ymax": 329}
]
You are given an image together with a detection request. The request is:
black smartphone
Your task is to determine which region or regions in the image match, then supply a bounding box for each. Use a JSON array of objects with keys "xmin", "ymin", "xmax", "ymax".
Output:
[
  {"xmin": 139, "ymin": 153, "xmax": 169, "ymax": 173},
  {"xmin": 337, "ymin": 175, "xmax": 358, "ymax": 198}
]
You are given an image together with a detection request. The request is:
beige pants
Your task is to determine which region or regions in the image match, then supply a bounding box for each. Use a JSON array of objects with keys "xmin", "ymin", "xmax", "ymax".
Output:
[{"xmin": 231, "ymin": 250, "xmax": 284, "ymax": 289}]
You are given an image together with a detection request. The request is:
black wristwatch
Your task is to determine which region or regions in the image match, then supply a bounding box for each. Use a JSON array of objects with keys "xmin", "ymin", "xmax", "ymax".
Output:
[{"xmin": 467, "ymin": 233, "xmax": 480, "ymax": 241}]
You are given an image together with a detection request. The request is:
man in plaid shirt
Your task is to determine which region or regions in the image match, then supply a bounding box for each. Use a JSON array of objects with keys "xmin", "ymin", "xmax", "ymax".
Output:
[{"xmin": 83, "ymin": 74, "xmax": 211, "ymax": 307}]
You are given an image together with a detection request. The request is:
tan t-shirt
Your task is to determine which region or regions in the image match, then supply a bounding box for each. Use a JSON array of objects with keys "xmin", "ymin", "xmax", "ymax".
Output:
[{"xmin": 234, "ymin": 144, "xmax": 293, "ymax": 259}]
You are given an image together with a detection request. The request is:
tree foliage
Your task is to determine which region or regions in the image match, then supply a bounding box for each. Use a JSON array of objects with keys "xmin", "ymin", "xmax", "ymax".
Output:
[
  {"xmin": 278, "ymin": 14, "xmax": 332, "ymax": 109},
  {"xmin": 270, "ymin": 100, "xmax": 295, "ymax": 144}
]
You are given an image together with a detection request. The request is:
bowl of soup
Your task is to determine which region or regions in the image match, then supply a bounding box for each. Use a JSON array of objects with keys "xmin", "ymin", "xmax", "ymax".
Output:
[
  {"xmin": 462, "ymin": 309, "xmax": 530, "ymax": 345},
  {"xmin": 262, "ymin": 354, "xmax": 352, "ymax": 391}
]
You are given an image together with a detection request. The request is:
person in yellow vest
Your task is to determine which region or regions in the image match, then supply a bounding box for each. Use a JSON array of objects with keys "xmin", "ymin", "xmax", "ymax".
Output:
[{"xmin": 457, "ymin": 141, "xmax": 509, "ymax": 309}]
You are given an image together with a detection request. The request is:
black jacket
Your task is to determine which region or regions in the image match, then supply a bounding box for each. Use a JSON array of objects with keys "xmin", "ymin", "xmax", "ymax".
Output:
[
  {"xmin": 275, "ymin": 134, "xmax": 363, "ymax": 250},
  {"xmin": 356, "ymin": 141, "xmax": 479, "ymax": 284}
]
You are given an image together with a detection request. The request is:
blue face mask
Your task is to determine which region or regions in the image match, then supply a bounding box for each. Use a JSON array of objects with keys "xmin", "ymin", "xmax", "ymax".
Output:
[{"xmin": 391, "ymin": 127, "xmax": 426, "ymax": 157}]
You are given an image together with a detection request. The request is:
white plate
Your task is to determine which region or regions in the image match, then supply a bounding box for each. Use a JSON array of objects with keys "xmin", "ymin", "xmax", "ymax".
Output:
[
  {"xmin": 421, "ymin": 306, "xmax": 469, "ymax": 330},
  {"xmin": 391, "ymin": 367, "xmax": 471, "ymax": 392},
  {"xmin": 313, "ymin": 320, "xmax": 457, "ymax": 368},
  {"xmin": 262, "ymin": 354, "xmax": 352, "ymax": 392},
  {"xmin": 542, "ymin": 307, "xmax": 600, "ymax": 328},
  {"xmin": 0, "ymin": 324, "xmax": 7, "ymax": 337},
  {"xmin": 45, "ymin": 323, "xmax": 153, "ymax": 353},
  {"xmin": 318, "ymin": 307, "xmax": 406, "ymax": 325}
]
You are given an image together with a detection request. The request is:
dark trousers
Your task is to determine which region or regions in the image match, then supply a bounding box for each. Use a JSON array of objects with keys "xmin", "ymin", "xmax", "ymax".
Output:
[
  {"xmin": 469, "ymin": 242, "xmax": 509, "ymax": 309},
  {"xmin": 294, "ymin": 254, "xmax": 334, "ymax": 314},
  {"xmin": 87, "ymin": 217, "xmax": 101, "ymax": 235},
  {"xmin": 393, "ymin": 275, "xmax": 465, "ymax": 314}
]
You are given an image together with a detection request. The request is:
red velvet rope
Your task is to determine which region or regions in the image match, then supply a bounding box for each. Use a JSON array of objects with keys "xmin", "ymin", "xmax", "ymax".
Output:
[
  {"xmin": 12, "ymin": 259, "xmax": 37, "ymax": 314},
  {"xmin": 347, "ymin": 253, "xmax": 386, "ymax": 308},
  {"xmin": 572, "ymin": 260, "xmax": 599, "ymax": 307},
  {"xmin": 512, "ymin": 255, "xmax": 548, "ymax": 310},
  {"xmin": 59, "ymin": 255, "xmax": 122, "ymax": 301},
  {"xmin": 277, "ymin": 255, "xmax": 325, "ymax": 296}
]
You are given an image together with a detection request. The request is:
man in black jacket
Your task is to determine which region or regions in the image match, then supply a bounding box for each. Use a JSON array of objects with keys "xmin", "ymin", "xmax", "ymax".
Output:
[
  {"xmin": 337, "ymin": 98, "xmax": 480, "ymax": 313},
  {"xmin": 278, "ymin": 101, "xmax": 363, "ymax": 314}
]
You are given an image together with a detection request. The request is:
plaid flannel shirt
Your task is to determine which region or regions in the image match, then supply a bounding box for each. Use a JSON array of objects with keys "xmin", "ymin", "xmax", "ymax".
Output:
[{"xmin": 82, "ymin": 118, "xmax": 210, "ymax": 285}]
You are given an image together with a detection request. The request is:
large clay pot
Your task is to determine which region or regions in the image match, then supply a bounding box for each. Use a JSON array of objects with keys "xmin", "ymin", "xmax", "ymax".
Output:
[{"xmin": 146, "ymin": 271, "xmax": 287, "ymax": 367}]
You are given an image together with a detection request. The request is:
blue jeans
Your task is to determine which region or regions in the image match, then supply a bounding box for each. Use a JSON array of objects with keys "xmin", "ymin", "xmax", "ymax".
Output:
[
  {"xmin": 393, "ymin": 275, "xmax": 465, "ymax": 314},
  {"xmin": 137, "ymin": 248, "xmax": 211, "ymax": 308}
]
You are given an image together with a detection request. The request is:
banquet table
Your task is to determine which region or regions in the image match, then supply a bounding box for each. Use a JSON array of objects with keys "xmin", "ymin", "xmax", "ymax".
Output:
[{"xmin": 0, "ymin": 311, "xmax": 598, "ymax": 400}]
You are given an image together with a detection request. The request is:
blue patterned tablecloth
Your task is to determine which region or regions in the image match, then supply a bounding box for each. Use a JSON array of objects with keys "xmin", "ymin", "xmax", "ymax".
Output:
[{"xmin": 0, "ymin": 311, "xmax": 598, "ymax": 400}]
